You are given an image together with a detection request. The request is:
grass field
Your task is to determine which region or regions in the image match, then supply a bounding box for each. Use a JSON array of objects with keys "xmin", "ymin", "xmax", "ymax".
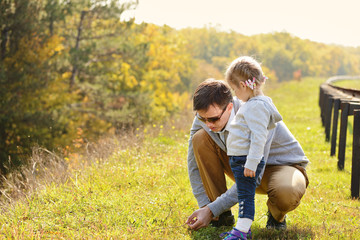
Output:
[
  {"xmin": 331, "ymin": 79, "xmax": 360, "ymax": 90},
  {"xmin": 0, "ymin": 77, "xmax": 360, "ymax": 239}
]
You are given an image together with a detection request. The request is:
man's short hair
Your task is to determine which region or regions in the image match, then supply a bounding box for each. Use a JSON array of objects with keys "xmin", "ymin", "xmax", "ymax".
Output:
[{"xmin": 193, "ymin": 78, "xmax": 233, "ymax": 111}]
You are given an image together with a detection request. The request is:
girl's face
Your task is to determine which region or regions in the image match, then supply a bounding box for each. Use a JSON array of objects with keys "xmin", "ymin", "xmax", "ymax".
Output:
[{"xmin": 230, "ymin": 82, "xmax": 252, "ymax": 102}]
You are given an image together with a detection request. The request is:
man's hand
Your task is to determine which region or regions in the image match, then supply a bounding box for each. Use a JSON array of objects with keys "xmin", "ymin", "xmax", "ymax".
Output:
[
  {"xmin": 244, "ymin": 167, "xmax": 255, "ymax": 177},
  {"xmin": 186, "ymin": 206, "xmax": 214, "ymax": 230}
]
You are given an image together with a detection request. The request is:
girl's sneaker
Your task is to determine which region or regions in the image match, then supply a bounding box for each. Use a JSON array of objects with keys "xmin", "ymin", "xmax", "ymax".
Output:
[{"xmin": 219, "ymin": 228, "xmax": 252, "ymax": 240}]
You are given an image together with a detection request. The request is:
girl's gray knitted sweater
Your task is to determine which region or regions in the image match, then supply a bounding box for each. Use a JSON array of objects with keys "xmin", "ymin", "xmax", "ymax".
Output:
[{"xmin": 227, "ymin": 95, "xmax": 283, "ymax": 171}]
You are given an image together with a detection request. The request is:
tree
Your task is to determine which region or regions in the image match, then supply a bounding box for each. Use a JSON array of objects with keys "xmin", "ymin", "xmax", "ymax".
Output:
[{"xmin": 0, "ymin": 0, "xmax": 69, "ymax": 172}]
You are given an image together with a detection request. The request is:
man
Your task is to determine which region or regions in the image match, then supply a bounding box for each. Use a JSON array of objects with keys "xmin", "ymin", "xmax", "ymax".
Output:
[{"xmin": 186, "ymin": 79, "xmax": 309, "ymax": 231}]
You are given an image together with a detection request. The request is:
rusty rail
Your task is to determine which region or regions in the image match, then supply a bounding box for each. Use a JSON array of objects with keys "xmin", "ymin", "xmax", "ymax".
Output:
[{"xmin": 319, "ymin": 76, "xmax": 360, "ymax": 198}]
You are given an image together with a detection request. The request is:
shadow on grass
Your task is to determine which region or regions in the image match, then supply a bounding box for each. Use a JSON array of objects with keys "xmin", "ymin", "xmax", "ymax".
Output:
[{"xmin": 190, "ymin": 225, "xmax": 314, "ymax": 240}]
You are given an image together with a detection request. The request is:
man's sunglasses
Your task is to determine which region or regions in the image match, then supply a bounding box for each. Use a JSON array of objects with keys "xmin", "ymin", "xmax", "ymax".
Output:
[{"xmin": 196, "ymin": 105, "xmax": 228, "ymax": 123}]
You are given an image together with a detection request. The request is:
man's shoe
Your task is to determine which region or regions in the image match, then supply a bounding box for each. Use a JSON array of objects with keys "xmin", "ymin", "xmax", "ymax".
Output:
[
  {"xmin": 210, "ymin": 210, "xmax": 235, "ymax": 227},
  {"xmin": 266, "ymin": 211, "xmax": 287, "ymax": 230}
]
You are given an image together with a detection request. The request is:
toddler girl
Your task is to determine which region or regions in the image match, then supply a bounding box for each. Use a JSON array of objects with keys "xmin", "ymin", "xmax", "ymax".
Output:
[{"xmin": 220, "ymin": 56, "xmax": 282, "ymax": 240}]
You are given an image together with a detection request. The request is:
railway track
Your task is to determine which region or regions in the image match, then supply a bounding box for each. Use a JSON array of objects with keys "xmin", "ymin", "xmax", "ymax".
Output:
[
  {"xmin": 319, "ymin": 76, "xmax": 360, "ymax": 199},
  {"xmin": 326, "ymin": 75, "xmax": 360, "ymax": 98}
]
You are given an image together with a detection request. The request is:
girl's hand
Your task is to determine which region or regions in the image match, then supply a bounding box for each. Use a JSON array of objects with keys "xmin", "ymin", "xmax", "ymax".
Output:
[{"xmin": 244, "ymin": 168, "xmax": 255, "ymax": 177}]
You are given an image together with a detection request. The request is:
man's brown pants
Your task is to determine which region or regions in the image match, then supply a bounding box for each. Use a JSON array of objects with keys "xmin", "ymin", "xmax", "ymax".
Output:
[{"xmin": 192, "ymin": 129, "xmax": 308, "ymax": 222}]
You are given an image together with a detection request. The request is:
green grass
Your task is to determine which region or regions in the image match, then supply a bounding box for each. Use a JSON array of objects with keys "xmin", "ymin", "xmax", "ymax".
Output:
[
  {"xmin": 1, "ymin": 77, "xmax": 360, "ymax": 239},
  {"xmin": 331, "ymin": 79, "xmax": 360, "ymax": 90}
]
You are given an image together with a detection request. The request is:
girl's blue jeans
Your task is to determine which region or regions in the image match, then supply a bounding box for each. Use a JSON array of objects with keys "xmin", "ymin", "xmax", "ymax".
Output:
[{"xmin": 229, "ymin": 156, "xmax": 265, "ymax": 220}]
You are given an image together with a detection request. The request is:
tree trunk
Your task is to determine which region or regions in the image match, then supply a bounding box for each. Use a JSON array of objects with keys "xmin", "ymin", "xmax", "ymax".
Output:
[
  {"xmin": 70, "ymin": 10, "xmax": 87, "ymax": 91},
  {"xmin": 1, "ymin": 27, "xmax": 9, "ymax": 60}
]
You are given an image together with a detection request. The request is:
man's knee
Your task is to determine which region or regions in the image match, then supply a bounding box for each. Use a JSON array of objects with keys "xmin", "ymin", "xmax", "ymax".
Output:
[
  {"xmin": 272, "ymin": 186, "xmax": 304, "ymax": 211},
  {"xmin": 268, "ymin": 176, "xmax": 306, "ymax": 212}
]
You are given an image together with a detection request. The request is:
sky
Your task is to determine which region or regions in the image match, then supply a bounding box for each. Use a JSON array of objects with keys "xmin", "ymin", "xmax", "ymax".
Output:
[{"xmin": 122, "ymin": 0, "xmax": 360, "ymax": 47}]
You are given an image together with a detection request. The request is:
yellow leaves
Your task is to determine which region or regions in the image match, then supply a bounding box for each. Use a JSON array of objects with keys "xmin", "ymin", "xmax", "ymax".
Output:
[
  {"xmin": 106, "ymin": 61, "xmax": 138, "ymax": 91},
  {"xmin": 38, "ymin": 35, "xmax": 65, "ymax": 61},
  {"xmin": 133, "ymin": 24, "xmax": 195, "ymax": 120},
  {"xmin": 147, "ymin": 43, "xmax": 176, "ymax": 71},
  {"xmin": 82, "ymin": 95, "xmax": 90, "ymax": 103},
  {"xmin": 174, "ymin": 92, "xmax": 192, "ymax": 111},
  {"xmin": 120, "ymin": 62, "xmax": 138, "ymax": 89},
  {"xmin": 4, "ymin": 34, "xmax": 65, "ymax": 71},
  {"xmin": 143, "ymin": 23, "xmax": 159, "ymax": 40},
  {"xmin": 54, "ymin": 43, "xmax": 65, "ymax": 53}
]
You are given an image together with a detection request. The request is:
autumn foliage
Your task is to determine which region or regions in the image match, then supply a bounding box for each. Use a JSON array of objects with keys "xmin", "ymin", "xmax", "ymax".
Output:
[{"xmin": 1, "ymin": 0, "xmax": 360, "ymax": 172}]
